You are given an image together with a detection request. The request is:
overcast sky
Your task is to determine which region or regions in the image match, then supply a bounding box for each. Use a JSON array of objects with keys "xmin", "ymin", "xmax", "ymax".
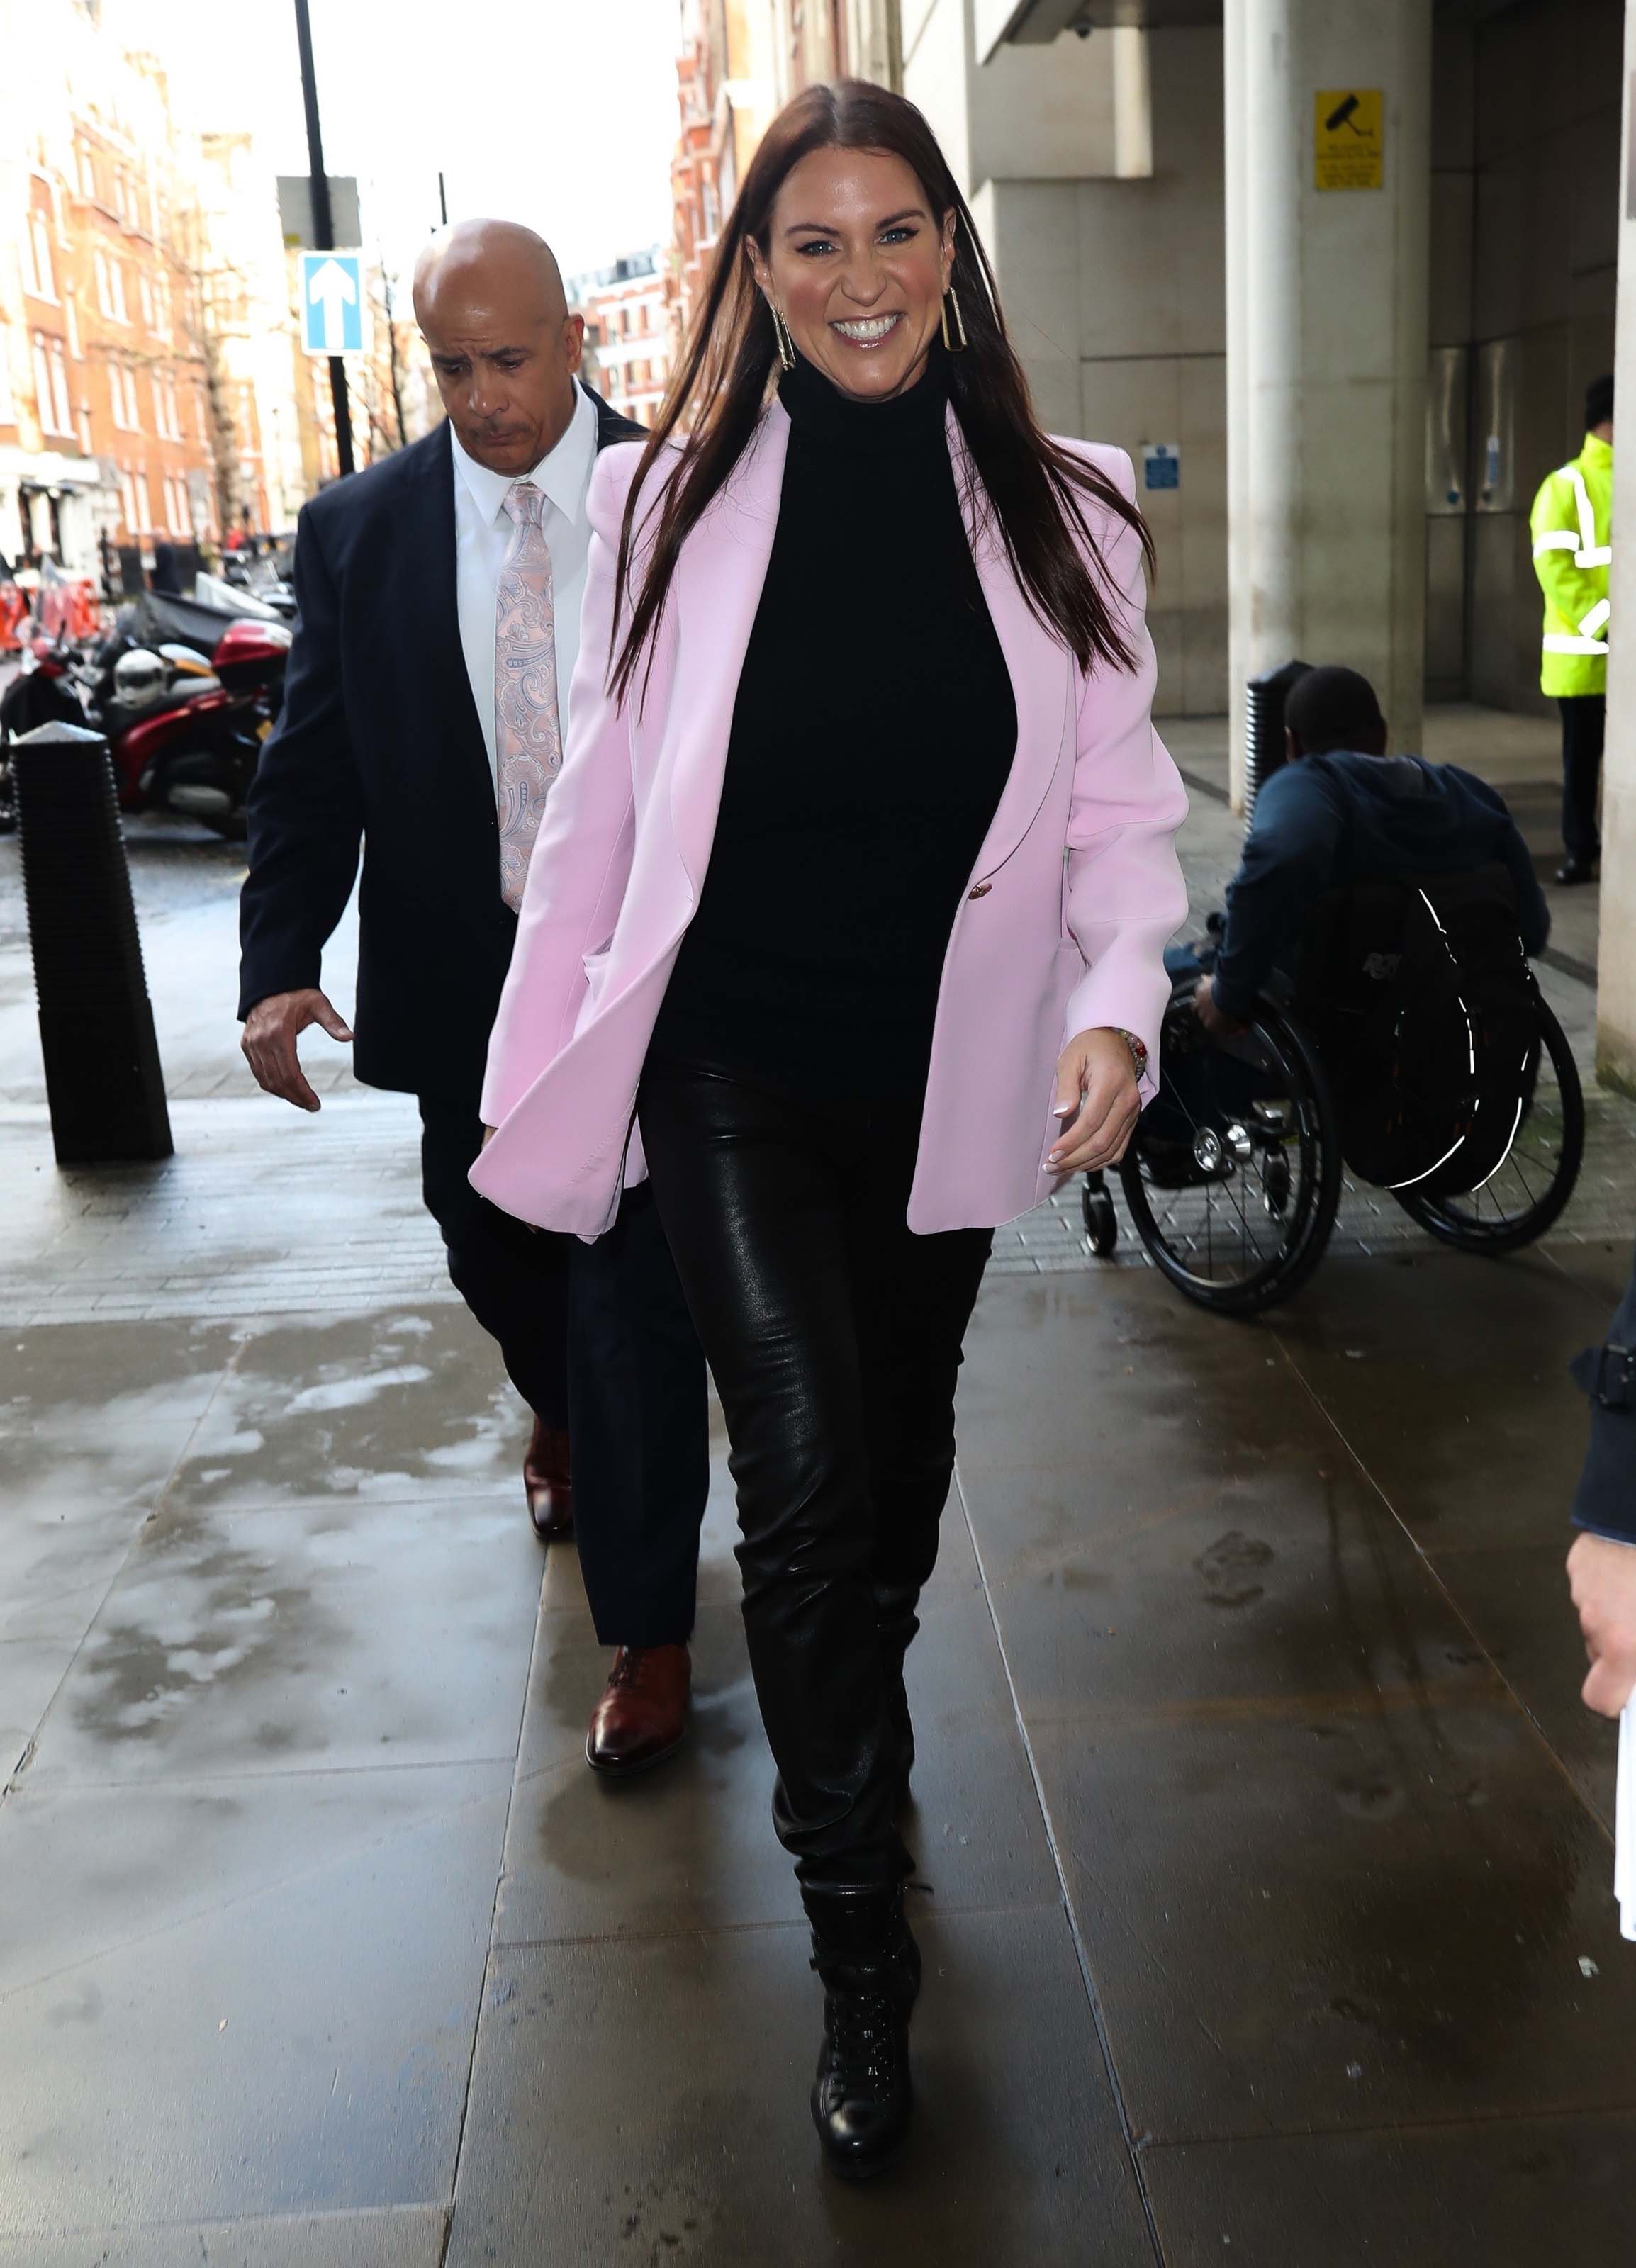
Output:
[{"xmin": 120, "ymin": 0, "xmax": 681, "ymax": 284}]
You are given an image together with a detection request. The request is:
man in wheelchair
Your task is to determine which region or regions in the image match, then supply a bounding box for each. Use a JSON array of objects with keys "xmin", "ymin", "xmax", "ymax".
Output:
[
  {"xmin": 1101, "ymin": 662, "xmax": 1576, "ymax": 1313},
  {"xmin": 1192, "ymin": 663, "xmax": 1548, "ymax": 1041}
]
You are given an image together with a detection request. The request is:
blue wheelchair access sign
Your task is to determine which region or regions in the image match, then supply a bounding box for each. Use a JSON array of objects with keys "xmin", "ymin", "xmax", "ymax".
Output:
[{"xmin": 300, "ymin": 250, "xmax": 364, "ymax": 355}]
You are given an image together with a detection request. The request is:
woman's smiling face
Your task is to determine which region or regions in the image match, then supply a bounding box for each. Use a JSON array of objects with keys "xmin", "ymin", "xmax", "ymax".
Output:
[{"xmin": 749, "ymin": 145, "xmax": 955, "ymax": 402}]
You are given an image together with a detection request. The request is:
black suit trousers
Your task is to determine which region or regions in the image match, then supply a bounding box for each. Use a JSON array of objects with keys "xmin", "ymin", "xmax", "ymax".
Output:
[
  {"xmin": 1558, "ymin": 694, "xmax": 1604, "ymax": 862},
  {"xmin": 638, "ymin": 1058, "xmax": 992, "ymax": 1892},
  {"xmin": 418, "ymin": 1097, "xmax": 710, "ymax": 1645}
]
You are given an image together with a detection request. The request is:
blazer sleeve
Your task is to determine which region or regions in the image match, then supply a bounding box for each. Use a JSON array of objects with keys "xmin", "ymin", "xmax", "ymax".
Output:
[
  {"xmin": 237, "ymin": 501, "xmax": 365, "ymax": 1017},
  {"xmin": 479, "ymin": 446, "xmax": 645, "ymax": 1127},
  {"xmin": 1058, "ymin": 448, "xmax": 1190, "ymax": 1100}
]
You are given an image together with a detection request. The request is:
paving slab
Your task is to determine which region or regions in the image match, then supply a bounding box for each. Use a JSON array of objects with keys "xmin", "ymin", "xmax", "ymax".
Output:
[
  {"xmin": 0, "ymin": 1762, "xmax": 511, "ymax": 2234},
  {"xmin": 0, "ymin": 1318, "xmax": 242, "ymax": 1642},
  {"xmin": 446, "ymin": 1907, "xmax": 1155, "ymax": 2267},
  {"xmin": 0, "ymin": 1636, "xmax": 72, "ymax": 1777},
  {"xmin": 0, "ymin": 2204, "xmax": 449, "ymax": 2267},
  {"xmin": 1267, "ymin": 1248, "xmax": 1610, "ymax": 1553},
  {"xmin": 1031, "ymin": 1703, "xmax": 1636, "ymax": 2146},
  {"xmin": 1141, "ymin": 2111, "xmax": 1636, "ymax": 2267},
  {"xmin": 956, "ymin": 1279, "xmax": 1508, "ymax": 1729},
  {"xmin": 162, "ymin": 1305, "xmax": 527, "ymax": 1513},
  {"xmin": 1421, "ymin": 1538, "xmax": 1615, "ymax": 1824},
  {"xmin": 498, "ymin": 1583, "xmax": 1056, "ymax": 1946},
  {"xmin": 26, "ymin": 1486, "xmax": 542, "ymax": 1784}
]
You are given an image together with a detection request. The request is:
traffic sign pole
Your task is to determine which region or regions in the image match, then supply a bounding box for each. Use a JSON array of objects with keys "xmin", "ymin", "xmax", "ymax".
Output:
[{"xmin": 293, "ymin": 0, "xmax": 354, "ymax": 476}]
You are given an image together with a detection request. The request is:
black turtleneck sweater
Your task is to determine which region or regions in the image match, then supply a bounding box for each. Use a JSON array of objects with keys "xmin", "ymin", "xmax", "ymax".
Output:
[{"xmin": 649, "ymin": 351, "xmax": 1017, "ymax": 1100}]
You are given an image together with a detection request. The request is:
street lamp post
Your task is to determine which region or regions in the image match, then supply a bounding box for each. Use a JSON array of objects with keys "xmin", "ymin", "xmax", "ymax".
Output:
[{"xmin": 292, "ymin": 0, "xmax": 354, "ymax": 478}]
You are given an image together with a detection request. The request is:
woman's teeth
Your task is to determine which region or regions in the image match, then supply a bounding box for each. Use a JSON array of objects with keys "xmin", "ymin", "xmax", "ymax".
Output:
[{"xmin": 830, "ymin": 313, "xmax": 902, "ymax": 346}]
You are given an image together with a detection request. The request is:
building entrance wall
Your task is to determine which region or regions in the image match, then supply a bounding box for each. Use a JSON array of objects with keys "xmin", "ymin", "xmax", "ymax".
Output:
[{"xmin": 1430, "ymin": 0, "xmax": 1620, "ymax": 717}]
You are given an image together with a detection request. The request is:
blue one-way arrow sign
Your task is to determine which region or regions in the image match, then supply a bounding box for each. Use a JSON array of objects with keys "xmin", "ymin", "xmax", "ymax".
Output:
[{"xmin": 300, "ymin": 249, "xmax": 364, "ymax": 355}]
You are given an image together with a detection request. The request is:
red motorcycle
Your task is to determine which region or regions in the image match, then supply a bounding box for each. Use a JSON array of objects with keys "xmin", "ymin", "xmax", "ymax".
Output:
[{"xmin": 0, "ymin": 597, "xmax": 290, "ymax": 839}]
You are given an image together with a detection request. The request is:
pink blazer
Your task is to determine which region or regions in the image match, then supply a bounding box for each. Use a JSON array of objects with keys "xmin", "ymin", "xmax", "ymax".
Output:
[{"xmin": 471, "ymin": 402, "xmax": 1188, "ymax": 1239}]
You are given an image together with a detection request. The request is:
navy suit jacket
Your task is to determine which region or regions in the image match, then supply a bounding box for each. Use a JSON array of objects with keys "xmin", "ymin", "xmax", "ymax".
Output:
[
  {"xmin": 237, "ymin": 383, "xmax": 644, "ymax": 1099},
  {"xmin": 1572, "ymin": 1242, "xmax": 1636, "ymax": 1546}
]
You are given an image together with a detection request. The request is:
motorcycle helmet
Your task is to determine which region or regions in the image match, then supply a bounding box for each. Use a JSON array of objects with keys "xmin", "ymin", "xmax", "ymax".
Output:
[{"xmin": 113, "ymin": 647, "xmax": 167, "ymax": 704}]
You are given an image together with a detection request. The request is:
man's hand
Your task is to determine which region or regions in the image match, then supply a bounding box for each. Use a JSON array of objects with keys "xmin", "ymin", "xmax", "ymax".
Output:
[
  {"xmin": 1567, "ymin": 1531, "xmax": 1636, "ymax": 1717},
  {"xmin": 1193, "ymin": 974, "xmax": 1245, "ymax": 1038},
  {"xmin": 1048, "ymin": 1028, "xmax": 1141, "ymax": 1174},
  {"xmin": 242, "ymin": 988, "xmax": 353, "ymax": 1113}
]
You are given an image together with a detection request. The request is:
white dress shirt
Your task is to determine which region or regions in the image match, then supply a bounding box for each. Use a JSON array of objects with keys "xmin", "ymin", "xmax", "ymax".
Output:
[{"xmin": 451, "ymin": 380, "xmax": 598, "ymax": 785}]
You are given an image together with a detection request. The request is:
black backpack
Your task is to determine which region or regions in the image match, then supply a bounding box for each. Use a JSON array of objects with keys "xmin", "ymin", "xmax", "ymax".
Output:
[{"xmin": 1296, "ymin": 865, "xmax": 1540, "ymax": 1195}]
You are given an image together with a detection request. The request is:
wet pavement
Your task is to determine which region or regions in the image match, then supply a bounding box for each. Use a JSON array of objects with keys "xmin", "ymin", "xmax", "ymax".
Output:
[{"xmin": 1, "ymin": 716, "xmax": 1635, "ymax": 2262}]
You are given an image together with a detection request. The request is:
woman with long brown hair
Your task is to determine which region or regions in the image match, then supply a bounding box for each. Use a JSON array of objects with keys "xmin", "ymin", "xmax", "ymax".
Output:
[{"xmin": 474, "ymin": 81, "xmax": 1187, "ymax": 2178}]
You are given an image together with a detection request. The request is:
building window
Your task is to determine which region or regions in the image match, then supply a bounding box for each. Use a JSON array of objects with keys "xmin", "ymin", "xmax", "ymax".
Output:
[
  {"xmin": 77, "ymin": 143, "xmax": 95, "ymax": 201},
  {"xmin": 118, "ymin": 464, "xmax": 137, "ymax": 530},
  {"xmin": 33, "ymin": 335, "xmax": 68, "ymax": 437},
  {"xmin": 158, "ymin": 369, "xmax": 182, "ymax": 440},
  {"xmin": 110, "ymin": 361, "xmax": 141, "ymax": 432},
  {"xmin": 49, "ymin": 339, "xmax": 71, "ymax": 437},
  {"xmin": 21, "ymin": 208, "xmax": 56, "ymax": 302},
  {"xmin": 95, "ymin": 249, "xmax": 128, "ymax": 324},
  {"xmin": 134, "ymin": 470, "xmax": 152, "ymax": 534},
  {"xmin": 138, "ymin": 271, "xmax": 153, "ymax": 330},
  {"xmin": 63, "ymin": 290, "xmax": 79, "ymax": 360}
]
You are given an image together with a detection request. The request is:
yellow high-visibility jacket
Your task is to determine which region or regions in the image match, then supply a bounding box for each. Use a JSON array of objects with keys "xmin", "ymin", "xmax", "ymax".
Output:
[{"xmin": 1530, "ymin": 431, "xmax": 1612, "ymax": 697}]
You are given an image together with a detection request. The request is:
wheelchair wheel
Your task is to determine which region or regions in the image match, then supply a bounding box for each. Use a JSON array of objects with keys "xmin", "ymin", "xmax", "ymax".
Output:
[
  {"xmin": 1119, "ymin": 994, "xmax": 1341, "ymax": 1317},
  {"xmin": 1082, "ymin": 1173, "xmax": 1119, "ymax": 1257},
  {"xmin": 1393, "ymin": 999, "xmax": 1584, "ymax": 1254}
]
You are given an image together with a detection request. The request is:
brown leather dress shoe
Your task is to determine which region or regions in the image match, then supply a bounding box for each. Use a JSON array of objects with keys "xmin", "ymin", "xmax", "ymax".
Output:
[
  {"xmin": 586, "ymin": 1644, "xmax": 690, "ymax": 1777},
  {"xmin": 525, "ymin": 1418, "xmax": 573, "ymax": 1543}
]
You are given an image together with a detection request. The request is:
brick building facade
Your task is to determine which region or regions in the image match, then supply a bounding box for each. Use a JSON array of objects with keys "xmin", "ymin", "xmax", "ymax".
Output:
[
  {"xmin": 0, "ymin": 0, "xmax": 293, "ymax": 580},
  {"xmin": 574, "ymin": 250, "xmax": 671, "ymax": 429},
  {"xmin": 666, "ymin": 1, "xmax": 901, "ymax": 352}
]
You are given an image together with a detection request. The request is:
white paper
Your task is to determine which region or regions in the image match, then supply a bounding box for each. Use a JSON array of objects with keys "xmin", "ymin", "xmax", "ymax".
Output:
[{"xmin": 1618, "ymin": 1704, "xmax": 1636, "ymax": 1942}]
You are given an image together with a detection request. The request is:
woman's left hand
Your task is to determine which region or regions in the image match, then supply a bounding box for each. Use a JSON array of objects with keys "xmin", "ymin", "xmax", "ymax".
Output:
[{"xmin": 1047, "ymin": 1028, "xmax": 1141, "ymax": 1174}]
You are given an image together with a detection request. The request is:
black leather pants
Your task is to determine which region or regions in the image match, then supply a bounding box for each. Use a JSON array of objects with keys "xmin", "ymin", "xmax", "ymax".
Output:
[{"xmin": 639, "ymin": 1059, "xmax": 992, "ymax": 1891}]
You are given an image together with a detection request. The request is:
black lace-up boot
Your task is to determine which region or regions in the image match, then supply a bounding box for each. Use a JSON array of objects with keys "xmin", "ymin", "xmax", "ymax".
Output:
[{"xmin": 802, "ymin": 1883, "xmax": 921, "ymax": 2181}]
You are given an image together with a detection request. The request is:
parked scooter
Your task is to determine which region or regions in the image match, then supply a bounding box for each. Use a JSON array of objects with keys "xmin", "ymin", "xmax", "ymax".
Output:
[{"xmin": 0, "ymin": 595, "xmax": 290, "ymax": 839}]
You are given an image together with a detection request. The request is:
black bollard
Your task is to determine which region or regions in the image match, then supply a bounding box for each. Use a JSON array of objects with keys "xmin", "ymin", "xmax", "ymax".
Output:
[
  {"xmin": 11, "ymin": 719, "xmax": 172, "ymax": 1164},
  {"xmin": 1243, "ymin": 658, "xmax": 1311, "ymax": 826}
]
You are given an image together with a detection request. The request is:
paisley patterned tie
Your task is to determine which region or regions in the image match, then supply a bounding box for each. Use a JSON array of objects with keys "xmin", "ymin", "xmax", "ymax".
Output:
[{"xmin": 494, "ymin": 481, "xmax": 563, "ymax": 912}]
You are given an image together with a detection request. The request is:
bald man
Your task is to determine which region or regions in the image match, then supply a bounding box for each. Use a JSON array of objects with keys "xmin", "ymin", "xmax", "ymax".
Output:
[{"xmin": 238, "ymin": 222, "xmax": 710, "ymax": 1775}]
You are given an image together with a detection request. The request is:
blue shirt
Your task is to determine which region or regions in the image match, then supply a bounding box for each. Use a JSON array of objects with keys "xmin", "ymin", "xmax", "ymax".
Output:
[{"xmin": 1212, "ymin": 752, "xmax": 1550, "ymax": 1020}]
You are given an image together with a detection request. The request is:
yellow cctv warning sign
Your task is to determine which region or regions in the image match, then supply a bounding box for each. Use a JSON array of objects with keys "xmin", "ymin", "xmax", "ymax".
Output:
[{"xmin": 1315, "ymin": 89, "xmax": 1383, "ymax": 190}]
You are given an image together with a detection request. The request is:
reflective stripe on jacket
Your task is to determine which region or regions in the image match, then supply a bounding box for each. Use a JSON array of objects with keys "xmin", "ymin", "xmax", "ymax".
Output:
[{"xmin": 1530, "ymin": 432, "xmax": 1612, "ymax": 697}]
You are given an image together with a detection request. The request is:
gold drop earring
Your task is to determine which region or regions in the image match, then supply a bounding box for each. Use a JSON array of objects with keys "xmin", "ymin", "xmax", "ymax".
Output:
[
  {"xmin": 940, "ymin": 278, "xmax": 968, "ymax": 353},
  {"xmin": 769, "ymin": 299, "xmax": 797, "ymax": 371}
]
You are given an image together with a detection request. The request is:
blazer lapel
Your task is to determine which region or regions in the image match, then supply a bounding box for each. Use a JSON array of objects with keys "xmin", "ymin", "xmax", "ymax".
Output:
[
  {"xmin": 665, "ymin": 403, "xmax": 790, "ymax": 894},
  {"xmin": 952, "ymin": 412, "xmax": 1075, "ymax": 885},
  {"xmin": 405, "ymin": 423, "xmax": 493, "ymax": 807},
  {"xmin": 651, "ymin": 401, "xmax": 1067, "ymax": 911}
]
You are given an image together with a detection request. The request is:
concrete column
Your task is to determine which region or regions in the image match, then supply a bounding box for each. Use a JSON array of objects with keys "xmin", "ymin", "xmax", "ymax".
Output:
[
  {"xmin": 1597, "ymin": 6, "xmax": 1636, "ymax": 1096},
  {"xmin": 1225, "ymin": 0, "xmax": 1433, "ymax": 806}
]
